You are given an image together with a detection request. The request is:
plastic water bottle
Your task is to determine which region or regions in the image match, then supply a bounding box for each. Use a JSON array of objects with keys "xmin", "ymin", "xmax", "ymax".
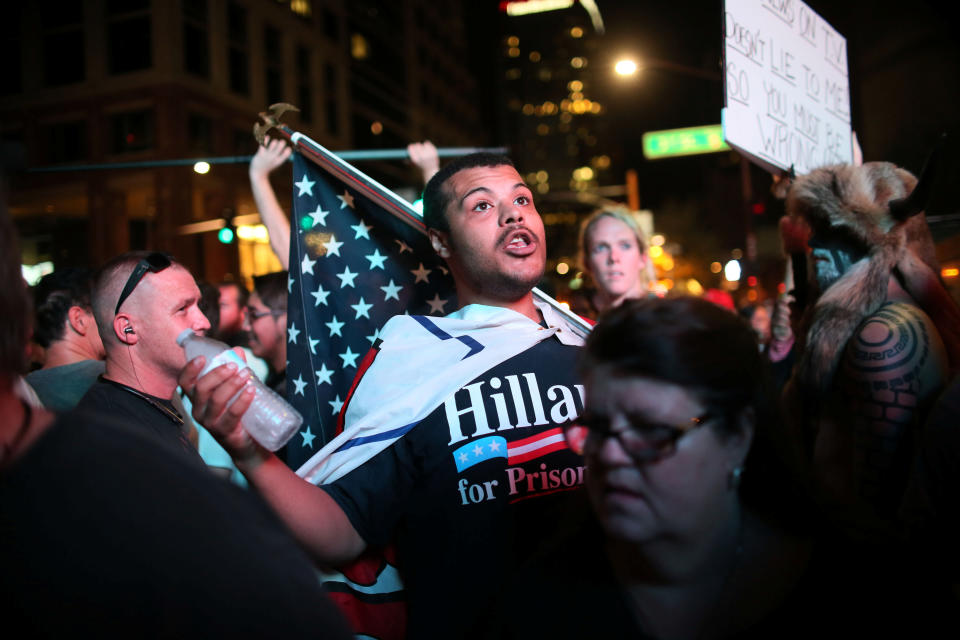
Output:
[{"xmin": 177, "ymin": 329, "xmax": 302, "ymax": 451}]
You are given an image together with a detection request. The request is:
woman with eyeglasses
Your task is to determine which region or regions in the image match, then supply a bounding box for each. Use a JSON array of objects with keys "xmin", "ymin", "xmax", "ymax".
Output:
[{"xmin": 490, "ymin": 297, "xmax": 950, "ymax": 638}]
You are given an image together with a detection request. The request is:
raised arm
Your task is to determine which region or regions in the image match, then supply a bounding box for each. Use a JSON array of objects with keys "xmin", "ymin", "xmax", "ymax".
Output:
[
  {"xmin": 249, "ymin": 136, "xmax": 293, "ymax": 270},
  {"xmin": 840, "ymin": 302, "xmax": 949, "ymax": 510},
  {"xmin": 179, "ymin": 356, "xmax": 366, "ymax": 566},
  {"xmin": 407, "ymin": 140, "xmax": 440, "ymax": 186}
]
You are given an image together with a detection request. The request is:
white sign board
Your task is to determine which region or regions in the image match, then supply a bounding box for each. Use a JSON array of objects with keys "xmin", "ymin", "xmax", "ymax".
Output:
[{"xmin": 722, "ymin": 0, "xmax": 853, "ymax": 174}]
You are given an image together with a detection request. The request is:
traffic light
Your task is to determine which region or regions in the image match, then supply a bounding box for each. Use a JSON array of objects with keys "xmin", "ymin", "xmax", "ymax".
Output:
[{"xmin": 218, "ymin": 225, "xmax": 235, "ymax": 244}]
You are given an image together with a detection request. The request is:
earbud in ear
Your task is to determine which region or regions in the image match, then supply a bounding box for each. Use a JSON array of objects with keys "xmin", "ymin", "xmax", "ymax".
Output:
[{"xmin": 124, "ymin": 327, "xmax": 135, "ymax": 334}]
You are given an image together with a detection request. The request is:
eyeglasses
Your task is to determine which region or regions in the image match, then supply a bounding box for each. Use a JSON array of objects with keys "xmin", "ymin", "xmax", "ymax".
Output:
[
  {"xmin": 245, "ymin": 306, "xmax": 283, "ymax": 321},
  {"xmin": 562, "ymin": 411, "xmax": 713, "ymax": 464},
  {"xmin": 114, "ymin": 252, "xmax": 172, "ymax": 315}
]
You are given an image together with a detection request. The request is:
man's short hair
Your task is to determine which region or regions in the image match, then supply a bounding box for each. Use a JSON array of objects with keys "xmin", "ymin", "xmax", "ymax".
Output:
[
  {"xmin": 219, "ymin": 280, "xmax": 250, "ymax": 309},
  {"xmin": 32, "ymin": 268, "xmax": 96, "ymax": 348},
  {"xmin": 422, "ymin": 152, "xmax": 515, "ymax": 231},
  {"xmin": 252, "ymin": 271, "xmax": 288, "ymax": 313}
]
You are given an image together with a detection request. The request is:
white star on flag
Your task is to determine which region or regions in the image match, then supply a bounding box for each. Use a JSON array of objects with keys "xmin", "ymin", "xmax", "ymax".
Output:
[
  {"xmin": 337, "ymin": 191, "xmax": 355, "ymax": 209},
  {"xmin": 473, "ymin": 444, "xmax": 484, "ymax": 457},
  {"xmin": 489, "ymin": 440, "xmax": 501, "ymax": 452},
  {"xmin": 300, "ymin": 426, "xmax": 316, "ymax": 448},
  {"xmin": 350, "ymin": 297, "xmax": 373, "ymax": 319},
  {"xmin": 351, "ymin": 220, "xmax": 372, "ymax": 240},
  {"xmin": 337, "ymin": 266, "xmax": 358, "ymax": 288},
  {"xmin": 295, "ymin": 175, "xmax": 315, "ymax": 197},
  {"xmin": 426, "ymin": 293, "xmax": 447, "ymax": 314},
  {"xmin": 301, "ymin": 253, "xmax": 316, "ymax": 275},
  {"xmin": 411, "ymin": 263, "xmax": 432, "ymax": 283},
  {"xmin": 325, "ymin": 316, "xmax": 344, "ymax": 337},
  {"xmin": 322, "ymin": 235, "xmax": 343, "ymax": 257},
  {"xmin": 284, "ymin": 150, "xmax": 459, "ymax": 467},
  {"xmin": 311, "ymin": 283, "xmax": 330, "ymax": 307},
  {"xmin": 292, "ymin": 374, "xmax": 307, "ymax": 396},
  {"xmin": 339, "ymin": 346, "xmax": 360, "ymax": 369},
  {"xmin": 287, "ymin": 323, "xmax": 301, "ymax": 344},
  {"xmin": 380, "ymin": 280, "xmax": 402, "ymax": 301},
  {"xmin": 365, "ymin": 249, "xmax": 387, "ymax": 270},
  {"xmin": 307, "ymin": 205, "xmax": 330, "ymax": 227},
  {"xmin": 315, "ymin": 363, "xmax": 333, "ymax": 385}
]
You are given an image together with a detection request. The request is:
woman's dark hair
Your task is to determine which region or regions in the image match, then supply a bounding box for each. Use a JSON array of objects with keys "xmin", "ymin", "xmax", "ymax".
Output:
[{"xmin": 582, "ymin": 296, "xmax": 812, "ymax": 528}]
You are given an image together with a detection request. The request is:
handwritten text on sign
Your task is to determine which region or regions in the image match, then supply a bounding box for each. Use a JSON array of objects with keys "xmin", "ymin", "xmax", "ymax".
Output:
[{"xmin": 722, "ymin": 0, "xmax": 852, "ymax": 174}]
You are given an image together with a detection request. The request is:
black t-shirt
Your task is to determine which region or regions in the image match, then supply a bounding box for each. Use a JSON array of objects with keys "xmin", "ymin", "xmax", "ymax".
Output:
[
  {"xmin": 0, "ymin": 408, "xmax": 352, "ymax": 639},
  {"xmin": 75, "ymin": 377, "xmax": 205, "ymax": 468},
  {"xmin": 323, "ymin": 336, "xmax": 586, "ymax": 638}
]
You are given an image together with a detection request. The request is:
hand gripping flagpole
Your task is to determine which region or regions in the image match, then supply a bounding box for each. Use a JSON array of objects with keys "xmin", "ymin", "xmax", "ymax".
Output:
[{"xmin": 255, "ymin": 103, "xmax": 593, "ymax": 339}]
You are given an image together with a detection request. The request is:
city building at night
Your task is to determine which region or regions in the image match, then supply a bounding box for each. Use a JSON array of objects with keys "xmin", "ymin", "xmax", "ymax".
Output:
[{"xmin": 3, "ymin": 0, "xmax": 483, "ymax": 286}]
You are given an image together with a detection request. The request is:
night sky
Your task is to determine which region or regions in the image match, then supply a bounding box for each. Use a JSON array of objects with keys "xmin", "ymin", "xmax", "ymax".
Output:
[{"xmin": 465, "ymin": 1, "xmax": 960, "ymax": 234}]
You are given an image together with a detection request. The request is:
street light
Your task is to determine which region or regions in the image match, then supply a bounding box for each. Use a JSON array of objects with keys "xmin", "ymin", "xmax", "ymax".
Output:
[{"xmin": 614, "ymin": 58, "xmax": 639, "ymax": 76}]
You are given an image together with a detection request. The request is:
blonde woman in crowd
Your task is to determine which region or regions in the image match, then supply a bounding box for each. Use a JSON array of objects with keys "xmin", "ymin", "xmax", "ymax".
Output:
[{"xmin": 578, "ymin": 208, "xmax": 656, "ymax": 317}]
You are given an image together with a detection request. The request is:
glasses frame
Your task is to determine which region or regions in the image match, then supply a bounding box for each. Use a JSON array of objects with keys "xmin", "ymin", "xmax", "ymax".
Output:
[
  {"xmin": 114, "ymin": 252, "xmax": 172, "ymax": 315},
  {"xmin": 245, "ymin": 306, "xmax": 284, "ymax": 321},
  {"xmin": 563, "ymin": 412, "xmax": 714, "ymax": 464}
]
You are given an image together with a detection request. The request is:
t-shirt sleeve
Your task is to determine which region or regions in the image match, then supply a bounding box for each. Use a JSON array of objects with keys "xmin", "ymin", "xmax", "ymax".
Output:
[{"xmin": 320, "ymin": 435, "xmax": 419, "ymax": 548}]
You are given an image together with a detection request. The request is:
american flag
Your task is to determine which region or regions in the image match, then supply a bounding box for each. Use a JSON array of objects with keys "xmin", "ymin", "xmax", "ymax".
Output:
[{"xmin": 283, "ymin": 145, "xmax": 456, "ymax": 470}]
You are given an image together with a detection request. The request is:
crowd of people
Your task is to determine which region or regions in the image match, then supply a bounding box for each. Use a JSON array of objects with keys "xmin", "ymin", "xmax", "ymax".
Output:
[{"xmin": 2, "ymin": 138, "xmax": 959, "ymax": 639}]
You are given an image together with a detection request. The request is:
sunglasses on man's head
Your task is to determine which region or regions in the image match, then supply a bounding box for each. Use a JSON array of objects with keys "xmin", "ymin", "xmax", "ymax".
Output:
[{"xmin": 114, "ymin": 252, "xmax": 172, "ymax": 315}]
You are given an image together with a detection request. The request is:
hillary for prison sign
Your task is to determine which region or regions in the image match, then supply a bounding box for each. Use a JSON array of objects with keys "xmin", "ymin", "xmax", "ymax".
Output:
[{"xmin": 722, "ymin": 0, "xmax": 853, "ymax": 174}]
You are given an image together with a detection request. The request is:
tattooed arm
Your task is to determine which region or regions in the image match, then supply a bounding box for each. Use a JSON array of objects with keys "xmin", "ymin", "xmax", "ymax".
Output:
[{"xmin": 840, "ymin": 302, "xmax": 949, "ymax": 514}]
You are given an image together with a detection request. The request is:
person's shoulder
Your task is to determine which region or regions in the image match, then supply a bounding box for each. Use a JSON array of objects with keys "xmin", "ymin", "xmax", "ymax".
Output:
[
  {"xmin": 73, "ymin": 377, "xmax": 115, "ymax": 408},
  {"xmin": 842, "ymin": 300, "xmax": 949, "ymax": 394}
]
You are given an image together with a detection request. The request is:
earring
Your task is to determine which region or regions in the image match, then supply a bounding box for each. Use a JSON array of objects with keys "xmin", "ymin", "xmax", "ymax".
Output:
[{"xmin": 728, "ymin": 465, "xmax": 744, "ymax": 490}]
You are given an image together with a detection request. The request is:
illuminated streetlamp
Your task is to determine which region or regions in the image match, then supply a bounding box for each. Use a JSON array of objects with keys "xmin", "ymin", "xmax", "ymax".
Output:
[
  {"xmin": 724, "ymin": 259, "xmax": 741, "ymax": 282},
  {"xmin": 614, "ymin": 58, "xmax": 638, "ymax": 76}
]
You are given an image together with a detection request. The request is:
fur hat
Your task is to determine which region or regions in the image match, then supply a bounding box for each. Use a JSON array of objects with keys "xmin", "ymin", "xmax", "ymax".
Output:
[{"xmin": 779, "ymin": 161, "xmax": 941, "ymax": 392}]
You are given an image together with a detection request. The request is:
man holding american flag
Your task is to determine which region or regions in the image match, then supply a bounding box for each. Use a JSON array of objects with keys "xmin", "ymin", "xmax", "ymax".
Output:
[{"xmin": 181, "ymin": 152, "xmax": 587, "ymax": 639}]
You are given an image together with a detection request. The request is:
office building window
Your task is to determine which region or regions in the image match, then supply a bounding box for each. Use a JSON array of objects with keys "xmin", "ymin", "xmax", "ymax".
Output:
[
  {"xmin": 188, "ymin": 113, "xmax": 213, "ymax": 154},
  {"xmin": 324, "ymin": 62, "xmax": 339, "ymax": 136},
  {"xmin": 110, "ymin": 110, "xmax": 155, "ymax": 154},
  {"xmin": 296, "ymin": 46, "xmax": 313, "ymax": 123},
  {"xmin": 264, "ymin": 25, "xmax": 284, "ymax": 105},
  {"xmin": 41, "ymin": 120, "xmax": 88, "ymax": 164},
  {"xmin": 183, "ymin": 0, "xmax": 210, "ymax": 78},
  {"xmin": 3, "ymin": 7, "xmax": 22, "ymax": 95},
  {"xmin": 227, "ymin": 1, "xmax": 249, "ymax": 95},
  {"xmin": 323, "ymin": 8, "xmax": 339, "ymax": 42},
  {"xmin": 106, "ymin": 0, "xmax": 151, "ymax": 74},
  {"xmin": 42, "ymin": 4, "xmax": 84, "ymax": 86}
]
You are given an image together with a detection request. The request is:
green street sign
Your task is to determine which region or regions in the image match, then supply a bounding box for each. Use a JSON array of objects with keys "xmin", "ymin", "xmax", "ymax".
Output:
[{"xmin": 642, "ymin": 125, "xmax": 730, "ymax": 160}]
